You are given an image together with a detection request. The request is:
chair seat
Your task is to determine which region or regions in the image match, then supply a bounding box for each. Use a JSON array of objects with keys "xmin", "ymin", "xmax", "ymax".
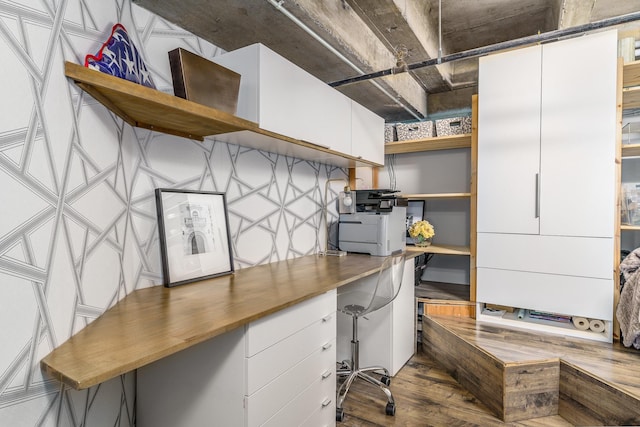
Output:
[{"xmin": 342, "ymin": 304, "xmax": 366, "ymax": 316}]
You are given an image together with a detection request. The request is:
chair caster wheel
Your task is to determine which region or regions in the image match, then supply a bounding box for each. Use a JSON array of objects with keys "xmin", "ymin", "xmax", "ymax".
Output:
[
  {"xmin": 336, "ymin": 408, "xmax": 345, "ymax": 422},
  {"xmin": 380, "ymin": 375, "xmax": 391, "ymax": 386},
  {"xmin": 385, "ymin": 402, "xmax": 396, "ymax": 416}
]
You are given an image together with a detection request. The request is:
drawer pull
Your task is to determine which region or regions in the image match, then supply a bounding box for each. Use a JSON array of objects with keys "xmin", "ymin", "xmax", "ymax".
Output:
[
  {"xmin": 322, "ymin": 399, "xmax": 332, "ymax": 408},
  {"xmin": 322, "ymin": 342, "xmax": 332, "ymax": 351},
  {"xmin": 321, "ymin": 314, "xmax": 332, "ymax": 322},
  {"xmin": 322, "ymin": 370, "xmax": 332, "ymax": 379}
]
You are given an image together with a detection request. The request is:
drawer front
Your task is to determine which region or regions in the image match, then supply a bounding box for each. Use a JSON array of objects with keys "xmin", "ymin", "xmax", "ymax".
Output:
[
  {"xmin": 301, "ymin": 399, "xmax": 337, "ymax": 427},
  {"xmin": 261, "ymin": 362, "xmax": 336, "ymax": 427},
  {"xmin": 246, "ymin": 339, "xmax": 336, "ymax": 426},
  {"xmin": 246, "ymin": 289, "xmax": 336, "ymax": 357},
  {"xmin": 477, "ymin": 267, "xmax": 613, "ymax": 320},
  {"xmin": 246, "ymin": 312, "xmax": 336, "ymax": 395},
  {"xmin": 477, "ymin": 233, "xmax": 613, "ymax": 279}
]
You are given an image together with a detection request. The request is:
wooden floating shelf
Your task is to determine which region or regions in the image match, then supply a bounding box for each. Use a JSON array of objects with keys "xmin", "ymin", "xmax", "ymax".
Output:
[
  {"xmin": 623, "ymin": 60, "xmax": 640, "ymax": 110},
  {"xmin": 406, "ymin": 244, "xmax": 471, "ymax": 256},
  {"xmin": 64, "ymin": 62, "xmax": 380, "ymax": 168},
  {"xmin": 401, "ymin": 192, "xmax": 471, "ymax": 199},
  {"xmin": 621, "ymin": 224, "xmax": 640, "ymax": 231},
  {"xmin": 623, "ymin": 59, "xmax": 640, "ymax": 88},
  {"xmin": 385, "ymin": 133, "xmax": 472, "ymax": 154},
  {"xmin": 623, "ymin": 86, "xmax": 640, "ymax": 110},
  {"xmin": 622, "ymin": 143, "xmax": 640, "ymax": 158}
]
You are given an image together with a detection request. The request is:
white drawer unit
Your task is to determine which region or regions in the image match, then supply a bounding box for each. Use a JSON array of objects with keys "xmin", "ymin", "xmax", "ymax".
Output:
[
  {"xmin": 246, "ymin": 314, "xmax": 335, "ymax": 395},
  {"xmin": 246, "ymin": 339, "xmax": 336, "ymax": 426},
  {"xmin": 262, "ymin": 365, "xmax": 336, "ymax": 427},
  {"xmin": 137, "ymin": 290, "xmax": 337, "ymax": 427},
  {"xmin": 245, "ymin": 289, "xmax": 336, "ymax": 426},
  {"xmin": 246, "ymin": 289, "xmax": 336, "ymax": 357}
]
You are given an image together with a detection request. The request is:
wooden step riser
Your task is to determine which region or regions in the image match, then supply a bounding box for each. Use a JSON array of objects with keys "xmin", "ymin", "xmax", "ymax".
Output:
[
  {"xmin": 559, "ymin": 361, "xmax": 640, "ymax": 425},
  {"xmin": 424, "ymin": 315, "xmax": 640, "ymax": 424},
  {"xmin": 422, "ymin": 316, "xmax": 558, "ymax": 422}
]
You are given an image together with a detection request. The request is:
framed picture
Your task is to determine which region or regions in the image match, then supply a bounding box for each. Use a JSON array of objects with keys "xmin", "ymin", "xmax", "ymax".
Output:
[{"xmin": 155, "ymin": 188, "xmax": 234, "ymax": 287}]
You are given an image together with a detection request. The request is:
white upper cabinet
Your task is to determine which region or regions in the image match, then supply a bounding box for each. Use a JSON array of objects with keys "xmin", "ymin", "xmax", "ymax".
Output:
[
  {"xmin": 213, "ymin": 43, "xmax": 384, "ymax": 165},
  {"xmin": 478, "ymin": 44, "xmax": 542, "ymax": 235},
  {"xmin": 351, "ymin": 99, "xmax": 384, "ymax": 165},
  {"xmin": 539, "ymin": 31, "xmax": 617, "ymax": 238},
  {"xmin": 478, "ymin": 31, "xmax": 617, "ymax": 239}
]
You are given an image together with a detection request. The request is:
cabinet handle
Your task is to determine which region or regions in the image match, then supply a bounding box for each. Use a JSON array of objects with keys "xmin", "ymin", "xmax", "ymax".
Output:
[
  {"xmin": 322, "ymin": 314, "xmax": 332, "ymax": 322},
  {"xmin": 535, "ymin": 173, "xmax": 540, "ymax": 219},
  {"xmin": 322, "ymin": 399, "xmax": 332, "ymax": 408},
  {"xmin": 301, "ymin": 139, "xmax": 330, "ymax": 150},
  {"xmin": 322, "ymin": 342, "xmax": 332, "ymax": 351},
  {"xmin": 322, "ymin": 370, "xmax": 332, "ymax": 379}
]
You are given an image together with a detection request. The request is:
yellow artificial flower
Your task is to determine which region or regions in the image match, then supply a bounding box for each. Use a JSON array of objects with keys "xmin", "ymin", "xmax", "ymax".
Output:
[{"xmin": 409, "ymin": 220, "xmax": 435, "ymax": 239}]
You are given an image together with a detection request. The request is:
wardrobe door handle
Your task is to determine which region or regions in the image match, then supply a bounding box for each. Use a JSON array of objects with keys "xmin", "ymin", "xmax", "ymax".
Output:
[
  {"xmin": 535, "ymin": 173, "xmax": 540, "ymax": 218},
  {"xmin": 322, "ymin": 342, "xmax": 332, "ymax": 351},
  {"xmin": 322, "ymin": 399, "xmax": 332, "ymax": 408},
  {"xmin": 322, "ymin": 370, "xmax": 332, "ymax": 379}
]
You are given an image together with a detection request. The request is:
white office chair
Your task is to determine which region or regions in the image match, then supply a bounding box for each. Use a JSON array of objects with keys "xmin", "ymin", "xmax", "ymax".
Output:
[{"xmin": 335, "ymin": 251, "xmax": 406, "ymax": 422}]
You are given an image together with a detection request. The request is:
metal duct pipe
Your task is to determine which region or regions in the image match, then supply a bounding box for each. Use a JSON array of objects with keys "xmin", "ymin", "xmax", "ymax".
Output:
[
  {"xmin": 266, "ymin": 0, "xmax": 423, "ymax": 119},
  {"xmin": 330, "ymin": 11, "xmax": 640, "ymax": 88}
]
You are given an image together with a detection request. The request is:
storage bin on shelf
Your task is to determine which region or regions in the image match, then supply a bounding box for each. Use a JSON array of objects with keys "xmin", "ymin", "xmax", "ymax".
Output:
[
  {"xmin": 384, "ymin": 124, "xmax": 396, "ymax": 142},
  {"xmin": 396, "ymin": 121, "xmax": 434, "ymax": 141},
  {"xmin": 435, "ymin": 116, "xmax": 472, "ymax": 136}
]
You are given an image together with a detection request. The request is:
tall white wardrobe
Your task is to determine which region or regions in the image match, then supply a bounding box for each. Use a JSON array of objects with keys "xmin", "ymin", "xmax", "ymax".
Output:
[{"xmin": 476, "ymin": 30, "xmax": 618, "ymax": 342}]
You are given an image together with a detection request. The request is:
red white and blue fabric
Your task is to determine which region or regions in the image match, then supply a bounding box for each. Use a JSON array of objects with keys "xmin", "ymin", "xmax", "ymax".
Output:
[{"xmin": 84, "ymin": 23, "xmax": 156, "ymax": 89}]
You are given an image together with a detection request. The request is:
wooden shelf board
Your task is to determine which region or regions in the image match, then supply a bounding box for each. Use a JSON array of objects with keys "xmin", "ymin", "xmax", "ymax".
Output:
[
  {"xmin": 406, "ymin": 244, "xmax": 470, "ymax": 256},
  {"xmin": 623, "ymin": 60, "xmax": 640, "ymax": 87},
  {"xmin": 385, "ymin": 134, "xmax": 472, "ymax": 154},
  {"xmin": 65, "ymin": 62, "xmax": 381, "ymax": 168},
  {"xmin": 402, "ymin": 192, "xmax": 470, "ymax": 199},
  {"xmin": 416, "ymin": 281, "xmax": 470, "ymax": 301},
  {"xmin": 66, "ymin": 62, "xmax": 256, "ymax": 140},
  {"xmin": 40, "ymin": 254, "xmax": 389, "ymax": 390},
  {"xmin": 621, "ymin": 224, "xmax": 640, "ymax": 231},
  {"xmin": 623, "ymin": 85, "xmax": 640, "ymax": 110},
  {"xmin": 622, "ymin": 143, "xmax": 640, "ymax": 157}
]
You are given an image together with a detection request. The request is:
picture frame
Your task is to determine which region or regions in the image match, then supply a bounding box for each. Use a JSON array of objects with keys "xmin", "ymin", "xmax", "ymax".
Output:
[{"xmin": 155, "ymin": 188, "xmax": 234, "ymax": 287}]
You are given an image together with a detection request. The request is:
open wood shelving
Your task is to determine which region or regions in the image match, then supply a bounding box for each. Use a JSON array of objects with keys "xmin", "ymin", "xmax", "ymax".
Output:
[
  {"xmin": 384, "ymin": 133, "xmax": 472, "ymax": 155},
  {"xmin": 64, "ymin": 62, "xmax": 380, "ymax": 168}
]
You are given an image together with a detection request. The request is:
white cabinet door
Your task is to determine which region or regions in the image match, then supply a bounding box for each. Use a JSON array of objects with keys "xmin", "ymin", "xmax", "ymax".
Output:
[
  {"xmin": 391, "ymin": 260, "xmax": 416, "ymax": 374},
  {"xmin": 137, "ymin": 328, "xmax": 246, "ymax": 427},
  {"xmin": 351, "ymin": 99, "xmax": 384, "ymax": 165},
  {"xmin": 477, "ymin": 44, "xmax": 542, "ymax": 234},
  {"xmin": 336, "ymin": 258, "xmax": 414, "ymax": 376},
  {"xmin": 258, "ymin": 46, "xmax": 352, "ymax": 154},
  {"xmin": 213, "ymin": 44, "xmax": 352, "ymax": 156},
  {"xmin": 539, "ymin": 30, "xmax": 617, "ymax": 238}
]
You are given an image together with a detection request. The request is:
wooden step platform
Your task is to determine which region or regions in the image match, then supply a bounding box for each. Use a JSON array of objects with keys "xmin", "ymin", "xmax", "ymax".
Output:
[{"xmin": 422, "ymin": 315, "xmax": 640, "ymax": 425}]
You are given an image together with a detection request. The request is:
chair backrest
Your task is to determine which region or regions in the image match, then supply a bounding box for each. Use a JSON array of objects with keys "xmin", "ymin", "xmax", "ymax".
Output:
[{"xmin": 360, "ymin": 251, "xmax": 406, "ymax": 316}]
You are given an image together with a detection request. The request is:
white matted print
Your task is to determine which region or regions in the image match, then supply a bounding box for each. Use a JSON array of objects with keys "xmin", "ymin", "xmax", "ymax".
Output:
[{"xmin": 155, "ymin": 188, "xmax": 233, "ymax": 287}]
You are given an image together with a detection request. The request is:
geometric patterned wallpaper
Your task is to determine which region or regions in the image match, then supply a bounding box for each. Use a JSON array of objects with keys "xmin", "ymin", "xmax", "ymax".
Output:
[{"xmin": 0, "ymin": 1, "xmax": 345, "ymax": 425}]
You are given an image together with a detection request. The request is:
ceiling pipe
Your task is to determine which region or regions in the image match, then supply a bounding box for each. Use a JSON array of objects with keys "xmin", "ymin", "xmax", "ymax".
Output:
[
  {"xmin": 330, "ymin": 10, "xmax": 640, "ymax": 88},
  {"xmin": 265, "ymin": 0, "xmax": 423, "ymax": 120}
]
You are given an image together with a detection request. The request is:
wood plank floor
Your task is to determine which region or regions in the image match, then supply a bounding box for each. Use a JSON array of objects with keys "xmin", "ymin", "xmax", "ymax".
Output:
[{"xmin": 338, "ymin": 349, "xmax": 572, "ymax": 426}]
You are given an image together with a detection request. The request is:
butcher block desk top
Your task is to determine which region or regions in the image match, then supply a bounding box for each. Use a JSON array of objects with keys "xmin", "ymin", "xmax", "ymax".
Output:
[{"xmin": 41, "ymin": 253, "xmax": 411, "ymax": 390}]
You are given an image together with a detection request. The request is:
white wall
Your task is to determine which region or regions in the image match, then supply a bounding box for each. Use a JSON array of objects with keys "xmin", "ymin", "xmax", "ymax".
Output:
[{"xmin": 0, "ymin": 1, "xmax": 344, "ymax": 425}]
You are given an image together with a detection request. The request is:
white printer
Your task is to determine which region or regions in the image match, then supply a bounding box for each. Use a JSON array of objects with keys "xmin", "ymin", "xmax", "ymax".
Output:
[{"xmin": 338, "ymin": 189, "xmax": 407, "ymax": 256}]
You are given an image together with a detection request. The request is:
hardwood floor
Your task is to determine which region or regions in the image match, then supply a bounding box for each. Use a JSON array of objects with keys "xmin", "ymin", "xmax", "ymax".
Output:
[{"xmin": 338, "ymin": 349, "xmax": 572, "ymax": 426}]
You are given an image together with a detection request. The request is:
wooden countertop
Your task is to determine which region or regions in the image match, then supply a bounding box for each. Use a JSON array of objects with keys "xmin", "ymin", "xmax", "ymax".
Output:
[{"xmin": 41, "ymin": 253, "xmax": 414, "ymax": 390}]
